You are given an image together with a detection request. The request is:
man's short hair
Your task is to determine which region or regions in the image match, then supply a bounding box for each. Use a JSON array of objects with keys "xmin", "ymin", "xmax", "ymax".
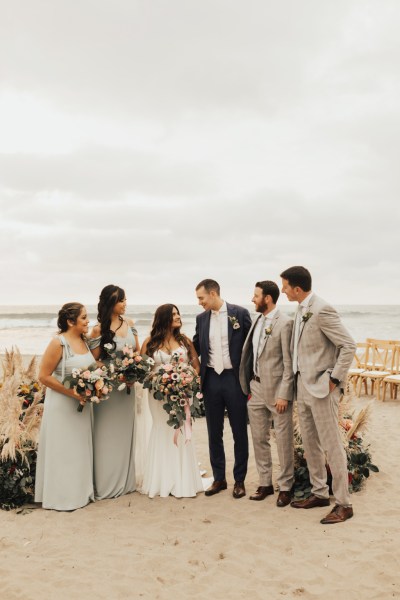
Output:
[
  {"xmin": 280, "ymin": 266, "xmax": 312, "ymax": 292},
  {"xmin": 195, "ymin": 279, "xmax": 221, "ymax": 295},
  {"xmin": 255, "ymin": 280, "xmax": 280, "ymax": 304}
]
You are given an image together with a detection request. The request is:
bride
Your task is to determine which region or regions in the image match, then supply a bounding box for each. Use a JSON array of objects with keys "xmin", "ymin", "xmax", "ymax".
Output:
[{"xmin": 140, "ymin": 304, "xmax": 205, "ymax": 498}]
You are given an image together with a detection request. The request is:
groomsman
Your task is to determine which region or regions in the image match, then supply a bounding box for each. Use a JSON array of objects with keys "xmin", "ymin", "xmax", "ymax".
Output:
[
  {"xmin": 193, "ymin": 279, "xmax": 251, "ymax": 498},
  {"xmin": 280, "ymin": 266, "xmax": 356, "ymax": 524},
  {"xmin": 239, "ymin": 281, "xmax": 294, "ymax": 506}
]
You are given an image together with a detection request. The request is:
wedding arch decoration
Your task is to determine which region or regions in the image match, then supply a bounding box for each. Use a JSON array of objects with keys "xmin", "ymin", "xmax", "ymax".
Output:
[{"xmin": 0, "ymin": 349, "xmax": 44, "ymax": 510}]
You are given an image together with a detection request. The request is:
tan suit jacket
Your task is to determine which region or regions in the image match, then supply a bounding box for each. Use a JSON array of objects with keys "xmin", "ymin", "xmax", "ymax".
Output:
[
  {"xmin": 240, "ymin": 310, "xmax": 294, "ymax": 401},
  {"xmin": 294, "ymin": 294, "xmax": 356, "ymax": 398}
]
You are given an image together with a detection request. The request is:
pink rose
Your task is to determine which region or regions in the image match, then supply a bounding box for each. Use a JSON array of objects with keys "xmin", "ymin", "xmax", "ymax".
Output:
[
  {"xmin": 95, "ymin": 379, "xmax": 104, "ymax": 391},
  {"xmin": 134, "ymin": 355, "xmax": 142, "ymax": 363},
  {"xmin": 82, "ymin": 370, "xmax": 91, "ymax": 379}
]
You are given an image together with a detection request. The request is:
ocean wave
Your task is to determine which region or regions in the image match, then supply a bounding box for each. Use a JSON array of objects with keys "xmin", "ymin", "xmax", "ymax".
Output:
[{"xmin": 0, "ymin": 318, "xmax": 58, "ymax": 329}]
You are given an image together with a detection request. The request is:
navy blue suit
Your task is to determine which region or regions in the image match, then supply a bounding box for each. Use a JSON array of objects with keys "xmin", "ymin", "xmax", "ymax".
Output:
[{"xmin": 193, "ymin": 302, "xmax": 251, "ymax": 482}]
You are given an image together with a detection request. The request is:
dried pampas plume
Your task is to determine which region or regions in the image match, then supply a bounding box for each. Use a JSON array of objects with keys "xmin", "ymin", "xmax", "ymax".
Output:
[
  {"xmin": 0, "ymin": 348, "xmax": 44, "ymax": 463},
  {"xmin": 1, "ymin": 347, "xmax": 39, "ymax": 383},
  {"xmin": 347, "ymin": 403, "xmax": 372, "ymax": 440}
]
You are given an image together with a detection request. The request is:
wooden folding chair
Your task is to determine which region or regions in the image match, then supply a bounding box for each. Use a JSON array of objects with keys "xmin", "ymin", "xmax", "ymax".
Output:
[
  {"xmin": 356, "ymin": 341, "xmax": 393, "ymax": 400},
  {"xmin": 382, "ymin": 344, "xmax": 400, "ymax": 401},
  {"xmin": 347, "ymin": 342, "xmax": 369, "ymax": 391}
]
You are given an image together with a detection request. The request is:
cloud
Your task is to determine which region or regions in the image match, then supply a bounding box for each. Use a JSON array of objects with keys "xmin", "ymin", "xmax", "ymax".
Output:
[{"xmin": 0, "ymin": 1, "xmax": 399, "ymax": 305}]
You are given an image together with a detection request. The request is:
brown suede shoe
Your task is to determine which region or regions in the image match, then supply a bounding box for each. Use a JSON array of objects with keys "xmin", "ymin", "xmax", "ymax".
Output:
[
  {"xmin": 249, "ymin": 485, "xmax": 274, "ymax": 501},
  {"xmin": 320, "ymin": 505, "xmax": 353, "ymax": 524},
  {"xmin": 291, "ymin": 494, "xmax": 330, "ymax": 509},
  {"xmin": 276, "ymin": 491, "xmax": 292, "ymax": 507},
  {"xmin": 232, "ymin": 481, "xmax": 246, "ymax": 499},
  {"xmin": 205, "ymin": 480, "xmax": 228, "ymax": 497}
]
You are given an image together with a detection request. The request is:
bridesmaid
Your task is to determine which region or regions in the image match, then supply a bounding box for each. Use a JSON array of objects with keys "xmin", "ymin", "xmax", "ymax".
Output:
[
  {"xmin": 89, "ymin": 285, "xmax": 139, "ymax": 499},
  {"xmin": 35, "ymin": 303, "xmax": 95, "ymax": 511}
]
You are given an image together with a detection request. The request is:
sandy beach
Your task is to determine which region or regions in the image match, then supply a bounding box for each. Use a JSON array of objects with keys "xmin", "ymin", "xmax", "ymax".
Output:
[{"xmin": 1, "ymin": 364, "xmax": 399, "ymax": 600}]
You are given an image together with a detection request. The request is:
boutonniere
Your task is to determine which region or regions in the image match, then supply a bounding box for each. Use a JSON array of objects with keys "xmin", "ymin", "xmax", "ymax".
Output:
[
  {"xmin": 228, "ymin": 316, "xmax": 240, "ymax": 330},
  {"xmin": 302, "ymin": 311, "xmax": 313, "ymax": 323},
  {"xmin": 264, "ymin": 326, "xmax": 273, "ymax": 337}
]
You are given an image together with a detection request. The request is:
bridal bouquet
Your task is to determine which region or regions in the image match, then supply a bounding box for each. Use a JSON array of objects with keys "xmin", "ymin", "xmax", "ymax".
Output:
[
  {"xmin": 143, "ymin": 352, "xmax": 203, "ymax": 438},
  {"xmin": 104, "ymin": 343, "xmax": 154, "ymax": 394},
  {"xmin": 63, "ymin": 365, "xmax": 112, "ymax": 412}
]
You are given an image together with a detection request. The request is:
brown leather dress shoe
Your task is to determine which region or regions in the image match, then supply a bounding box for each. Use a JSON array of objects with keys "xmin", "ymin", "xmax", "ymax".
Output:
[
  {"xmin": 232, "ymin": 481, "xmax": 246, "ymax": 499},
  {"xmin": 291, "ymin": 494, "xmax": 330, "ymax": 509},
  {"xmin": 320, "ymin": 505, "xmax": 353, "ymax": 524},
  {"xmin": 205, "ymin": 480, "xmax": 227, "ymax": 497},
  {"xmin": 276, "ymin": 491, "xmax": 291, "ymax": 507},
  {"xmin": 249, "ymin": 485, "xmax": 274, "ymax": 501}
]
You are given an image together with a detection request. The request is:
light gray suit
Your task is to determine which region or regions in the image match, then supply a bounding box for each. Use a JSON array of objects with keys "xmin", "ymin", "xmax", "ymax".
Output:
[
  {"xmin": 240, "ymin": 310, "xmax": 294, "ymax": 490},
  {"xmin": 294, "ymin": 294, "xmax": 356, "ymax": 506}
]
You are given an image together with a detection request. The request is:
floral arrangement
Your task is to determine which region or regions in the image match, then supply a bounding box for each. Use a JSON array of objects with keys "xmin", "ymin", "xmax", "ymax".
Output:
[
  {"xmin": 143, "ymin": 351, "xmax": 204, "ymax": 433},
  {"xmin": 265, "ymin": 326, "xmax": 273, "ymax": 337},
  {"xmin": 63, "ymin": 365, "xmax": 113, "ymax": 412},
  {"xmin": 228, "ymin": 316, "xmax": 240, "ymax": 330},
  {"xmin": 104, "ymin": 343, "xmax": 154, "ymax": 394},
  {"xmin": 18, "ymin": 381, "xmax": 43, "ymax": 413},
  {"xmin": 293, "ymin": 387, "xmax": 378, "ymax": 499},
  {"xmin": 0, "ymin": 349, "xmax": 44, "ymax": 510}
]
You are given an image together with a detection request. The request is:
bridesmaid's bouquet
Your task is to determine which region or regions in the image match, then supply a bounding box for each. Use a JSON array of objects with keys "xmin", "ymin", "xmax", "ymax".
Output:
[
  {"xmin": 143, "ymin": 352, "xmax": 204, "ymax": 434},
  {"xmin": 104, "ymin": 343, "xmax": 154, "ymax": 394},
  {"xmin": 63, "ymin": 365, "xmax": 113, "ymax": 412}
]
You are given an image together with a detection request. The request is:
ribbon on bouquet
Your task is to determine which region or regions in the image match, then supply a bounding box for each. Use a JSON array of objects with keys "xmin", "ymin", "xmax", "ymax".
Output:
[{"xmin": 173, "ymin": 403, "xmax": 192, "ymax": 446}]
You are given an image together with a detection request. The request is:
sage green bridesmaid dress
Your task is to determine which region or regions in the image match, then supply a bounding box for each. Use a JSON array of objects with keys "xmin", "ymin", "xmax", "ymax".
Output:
[
  {"xmin": 89, "ymin": 326, "xmax": 137, "ymax": 499},
  {"xmin": 35, "ymin": 336, "xmax": 95, "ymax": 511}
]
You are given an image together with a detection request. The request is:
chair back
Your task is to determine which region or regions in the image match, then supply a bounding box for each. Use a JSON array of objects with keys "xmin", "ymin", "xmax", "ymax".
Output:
[
  {"xmin": 368, "ymin": 341, "xmax": 393, "ymax": 371},
  {"xmin": 352, "ymin": 342, "xmax": 370, "ymax": 369},
  {"xmin": 390, "ymin": 344, "xmax": 400, "ymax": 374}
]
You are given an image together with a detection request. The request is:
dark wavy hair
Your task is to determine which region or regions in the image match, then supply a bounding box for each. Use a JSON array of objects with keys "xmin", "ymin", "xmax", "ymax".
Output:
[
  {"xmin": 146, "ymin": 304, "xmax": 191, "ymax": 358},
  {"xmin": 97, "ymin": 285, "xmax": 125, "ymax": 358},
  {"xmin": 57, "ymin": 302, "xmax": 85, "ymax": 334}
]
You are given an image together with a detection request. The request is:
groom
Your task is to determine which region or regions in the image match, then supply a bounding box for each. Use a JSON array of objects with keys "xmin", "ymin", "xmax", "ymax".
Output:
[
  {"xmin": 280, "ymin": 266, "xmax": 356, "ymax": 524},
  {"xmin": 193, "ymin": 279, "xmax": 251, "ymax": 498}
]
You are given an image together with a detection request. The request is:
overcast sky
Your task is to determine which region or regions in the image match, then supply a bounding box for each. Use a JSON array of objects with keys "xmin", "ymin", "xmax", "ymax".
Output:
[{"xmin": 1, "ymin": 1, "xmax": 399, "ymax": 307}]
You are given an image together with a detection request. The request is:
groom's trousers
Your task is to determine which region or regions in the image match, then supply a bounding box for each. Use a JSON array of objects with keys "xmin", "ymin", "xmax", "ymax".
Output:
[{"xmin": 202, "ymin": 367, "xmax": 249, "ymax": 483}]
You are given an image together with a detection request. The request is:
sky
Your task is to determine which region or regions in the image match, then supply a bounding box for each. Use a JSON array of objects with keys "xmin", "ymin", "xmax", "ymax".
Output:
[{"xmin": 0, "ymin": 0, "xmax": 399, "ymax": 307}]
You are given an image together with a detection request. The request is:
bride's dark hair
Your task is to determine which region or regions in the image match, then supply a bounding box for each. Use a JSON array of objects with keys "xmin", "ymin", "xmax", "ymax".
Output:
[
  {"xmin": 97, "ymin": 284, "xmax": 125, "ymax": 358},
  {"xmin": 146, "ymin": 304, "xmax": 190, "ymax": 358}
]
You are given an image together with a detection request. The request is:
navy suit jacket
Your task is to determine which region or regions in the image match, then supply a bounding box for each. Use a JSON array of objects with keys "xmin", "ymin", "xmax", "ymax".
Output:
[{"xmin": 193, "ymin": 302, "xmax": 252, "ymax": 383}]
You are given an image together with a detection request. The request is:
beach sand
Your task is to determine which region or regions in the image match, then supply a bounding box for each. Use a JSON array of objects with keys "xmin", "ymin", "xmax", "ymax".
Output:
[{"xmin": 1, "ymin": 375, "xmax": 399, "ymax": 600}]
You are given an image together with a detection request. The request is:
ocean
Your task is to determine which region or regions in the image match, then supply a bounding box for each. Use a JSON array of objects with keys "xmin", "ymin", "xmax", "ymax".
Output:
[{"xmin": 1, "ymin": 304, "xmax": 400, "ymax": 356}]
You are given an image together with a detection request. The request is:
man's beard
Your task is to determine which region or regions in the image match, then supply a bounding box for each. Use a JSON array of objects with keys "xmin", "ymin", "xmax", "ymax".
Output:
[{"xmin": 256, "ymin": 301, "xmax": 268, "ymax": 313}]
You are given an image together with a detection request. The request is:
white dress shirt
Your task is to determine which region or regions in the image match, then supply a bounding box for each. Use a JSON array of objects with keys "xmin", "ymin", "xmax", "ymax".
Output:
[
  {"xmin": 252, "ymin": 308, "xmax": 278, "ymax": 376},
  {"xmin": 292, "ymin": 292, "xmax": 314, "ymax": 373},
  {"xmin": 208, "ymin": 301, "xmax": 233, "ymax": 371}
]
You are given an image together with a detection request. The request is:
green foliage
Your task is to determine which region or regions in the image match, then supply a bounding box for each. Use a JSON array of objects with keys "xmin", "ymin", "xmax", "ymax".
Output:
[
  {"xmin": 0, "ymin": 446, "xmax": 37, "ymax": 510},
  {"xmin": 293, "ymin": 434, "xmax": 379, "ymax": 498}
]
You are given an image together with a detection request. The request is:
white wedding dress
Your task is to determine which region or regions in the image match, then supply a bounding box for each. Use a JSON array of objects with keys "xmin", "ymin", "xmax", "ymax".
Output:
[{"xmin": 140, "ymin": 347, "xmax": 205, "ymax": 498}]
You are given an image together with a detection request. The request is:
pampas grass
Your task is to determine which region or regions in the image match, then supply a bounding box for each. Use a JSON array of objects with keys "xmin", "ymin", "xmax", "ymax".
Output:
[
  {"xmin": 0, "ymin": 347, "xmax": 44, "ymax": 508},
  {"xmin": 0, "ymin": 374, "xmax": 44, "ymax": 462}
]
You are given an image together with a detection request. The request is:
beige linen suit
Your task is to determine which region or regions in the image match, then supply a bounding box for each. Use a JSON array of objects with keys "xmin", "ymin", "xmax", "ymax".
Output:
[
  {"xmin": 294, "ymin": 294, "xmax": 356, "ymax": 506},
  {"xmin": 240, "ymin": 311, "xmax": 294, "ymax": 490}
]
